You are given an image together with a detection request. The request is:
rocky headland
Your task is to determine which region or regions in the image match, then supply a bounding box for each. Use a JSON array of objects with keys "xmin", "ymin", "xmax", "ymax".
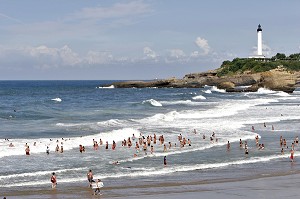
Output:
[{"xmin": 101, "ymin": 66, "xmax": 300, "ymax": 93}]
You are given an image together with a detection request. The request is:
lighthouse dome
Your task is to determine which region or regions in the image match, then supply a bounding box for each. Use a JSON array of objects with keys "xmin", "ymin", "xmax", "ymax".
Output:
[{"xmin": 257, "ymin": 24, "xmax": 262, "ymax": 32}]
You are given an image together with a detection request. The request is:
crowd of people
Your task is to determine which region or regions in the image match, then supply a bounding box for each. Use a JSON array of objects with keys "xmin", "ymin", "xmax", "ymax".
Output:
[{"xmin": 3, "ymin": 121, "xmax": 298, "ymax": 196}]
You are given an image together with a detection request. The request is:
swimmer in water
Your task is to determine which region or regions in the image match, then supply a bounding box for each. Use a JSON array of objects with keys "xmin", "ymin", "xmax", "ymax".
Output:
[
  {"xmin": 188, "ymin": 139, "xmax": 191, "ymax": 146},
  {"xmin": 46, "ymin": 146, "xmax": 50, "ymax": 155},
  {"xmin": 239, "ymin": 139, "xmax": 243, "ymax": 148},
  {"xmin": 163, "ymin": 144, "xmax": 167, "ymax": 152},
  {"xmin": 151, "ymin": 145, "xmax": 154, "ymax": 154},
  {"xmin": 227, "ymin": 141, "xmax": 230, "ymax": 151},
  {"xmin": 112, "ymin": 161, "xmax": 120, "ymax": 165}
]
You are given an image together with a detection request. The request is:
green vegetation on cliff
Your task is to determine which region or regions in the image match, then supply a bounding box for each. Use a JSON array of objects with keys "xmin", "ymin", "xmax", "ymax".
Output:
[{"xmin": 217, "ymin": 53, "xmax": 300, "ymax": 76}]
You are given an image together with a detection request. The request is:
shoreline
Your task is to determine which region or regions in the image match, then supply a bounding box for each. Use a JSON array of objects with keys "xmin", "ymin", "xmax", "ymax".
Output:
[{"xmin": 3, "ymin": 169, "xmax": 300, "ymax": 198}]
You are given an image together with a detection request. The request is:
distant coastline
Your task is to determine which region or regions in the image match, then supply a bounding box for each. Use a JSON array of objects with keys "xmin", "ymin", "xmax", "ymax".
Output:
[{"xmin": 102, "ymin": 53, "xmax": 300, "ymax": 93}]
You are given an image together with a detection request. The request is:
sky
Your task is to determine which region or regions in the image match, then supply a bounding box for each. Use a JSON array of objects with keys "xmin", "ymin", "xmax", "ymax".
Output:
[{"xmin": 0, "ymin": 0, "xmax": 300, "ymax": 80}]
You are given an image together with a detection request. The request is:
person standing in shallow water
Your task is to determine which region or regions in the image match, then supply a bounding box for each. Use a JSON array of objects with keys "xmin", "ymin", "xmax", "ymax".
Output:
[
  {"xmin": 51, "ymin": 172, "xmax": 57, "ymax": 189},
  {"xmin": 87, "ymin": 169, "xmax": 95, "ymax": 187},
  {"xmin": 46, "ymin": 146, "xmax": 50, "ymax": 155},
  {"xmin": 164, "ymin": 156, "xmax": 167, "ymax": 166},
  {"xmin": 227, "ymin": 141, "xmax": 230, "ymax": 151},
  {"xmin": 25, "ymin": 146, "xmax": 30, "ymax": 155},
  {"xmin": 290, "ymin": 149, "xmax": 295, "ymax": 162}
]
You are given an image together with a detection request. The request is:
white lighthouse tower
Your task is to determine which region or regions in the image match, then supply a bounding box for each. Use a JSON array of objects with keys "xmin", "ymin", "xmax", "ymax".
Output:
[
  {"xmin": 257, "ymin": 24, "xmax": 263, "ymax": 56},
  {"xmin": 249, "ymin": 24, "xmax": 265, "ymax": 58}
]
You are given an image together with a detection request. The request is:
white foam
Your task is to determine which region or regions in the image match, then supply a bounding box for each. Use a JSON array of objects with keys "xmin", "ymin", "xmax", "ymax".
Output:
[
  {"xmin": 203, "ymin": 90, "xmax": 212, "ymax": 94},
  {"xmin": 241, "ymin": 115, "xmax": 300, "ymax": 125},
  {"xmin": 140, "ymin": 111, "xmax": 179, "ymax": 122},
  {"xmin": 142, "ymin": 99, "xmax": 163, "ymax": 107},
  {"xmin": 0, "ymin": 177, "xmax": 84, "ymax": 188},
  {"xmin": 96, "ymin": 154, "xmax": 288, "ymax": 180},
  {"xmin": 134, "ymin": 98, "xmax": 278, "ymax": 130},
  {"xmin": 0, "ymin": 167, "xmax": 86, "ymax": 180},
  {"xmin": 236, "ymin": 85, "xmax": 252, "ymax": 89},
  {"xmin": 178, "ymin": 98, "xmax": 278, "ymax": 119},
  {"xmin": 271, "ymin": 91, "xmax": 290, "ymax": 97},
  {"xmin": 0, "ymin": 128, "xmax": 141, "ymax": 158},
  {"xmin": 51, "ymin": 98, "xmax": 62, "ymax": 102},
  {"xmin": 97, "ymin": 85, "xmax": 115, "ymax": 89},
  {"xmin": 256, "ymin": 88, "xmax": 276, "ymax": 94},
  {"xmin": 211, "ymin": 86, "xmax": 226, "ymax": 93},
  {"xmin": 97, "ymin": 119, "xmax": 123, "ymax": 127},
  {"xmin": 56, "ymin": 122, "xmax": 92, "ymax": 127},
  {"xmin": 192, "ymin": 95, "xmax": 206, "ymax": 100},
  {"xmin": 161, "ymin": 100, "xmax": 202, "ymax": 106}
]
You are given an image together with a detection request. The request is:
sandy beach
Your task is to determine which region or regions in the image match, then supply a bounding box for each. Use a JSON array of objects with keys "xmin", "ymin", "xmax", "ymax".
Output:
[{"xmin": 2, "ymin": 170, "xmax": 300, "ymax": 199}]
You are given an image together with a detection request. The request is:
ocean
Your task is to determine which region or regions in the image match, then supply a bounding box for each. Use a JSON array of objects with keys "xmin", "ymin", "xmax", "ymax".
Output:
[{"xmin": 1, "ymin": 80, "xmax": 300, "ymax": 197}]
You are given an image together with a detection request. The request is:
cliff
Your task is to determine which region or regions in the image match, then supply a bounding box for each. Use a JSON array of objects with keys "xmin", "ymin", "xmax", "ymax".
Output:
[{"xmin": 102, "ymin": 66, "xmax": 300, "ymax": 93}]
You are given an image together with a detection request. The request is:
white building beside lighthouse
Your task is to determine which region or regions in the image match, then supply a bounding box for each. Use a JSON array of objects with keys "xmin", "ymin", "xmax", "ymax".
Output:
[{"xmin": 249, "ymin": 24, "xmax": 265, "ymax": 58}]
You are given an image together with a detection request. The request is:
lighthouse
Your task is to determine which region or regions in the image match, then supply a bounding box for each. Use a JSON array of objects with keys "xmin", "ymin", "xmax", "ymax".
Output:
[
  {"xmin": 249, "ymin": 24, "xmax": 265, "ymax": 58},
  {"xmin": 257, "ymin": 24, "xmax": 263, "ymax": 56}
]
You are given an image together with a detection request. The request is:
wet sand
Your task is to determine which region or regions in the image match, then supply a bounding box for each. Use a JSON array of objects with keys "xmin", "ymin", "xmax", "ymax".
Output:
[{"xmin": 2, "ymin": 171, "xmax": 300, "ymax": 199}]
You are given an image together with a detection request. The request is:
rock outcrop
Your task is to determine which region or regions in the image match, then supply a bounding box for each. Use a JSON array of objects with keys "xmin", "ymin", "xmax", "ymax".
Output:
[{"xmin": 100, "ymin": 67, "xmax": 300, "ymax": 93}]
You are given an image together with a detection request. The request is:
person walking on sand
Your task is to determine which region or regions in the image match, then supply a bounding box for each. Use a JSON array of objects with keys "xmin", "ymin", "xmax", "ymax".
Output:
[
  {"xmin": 51, "ymin": 172, "xmax": 57, "ymax": 189},
  {"xmin": 93, "ymin": 179, "xmax": 104, "ymax": 195}
]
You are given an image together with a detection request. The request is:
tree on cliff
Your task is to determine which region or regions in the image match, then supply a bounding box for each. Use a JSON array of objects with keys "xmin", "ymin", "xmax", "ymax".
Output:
[
  {"xmin": 272, "ymin": 53, "xmax": 286, "ymax": 60},
  {"xmin": 217, "ymin": 53, "xmax": 300, "ymax": 76}
]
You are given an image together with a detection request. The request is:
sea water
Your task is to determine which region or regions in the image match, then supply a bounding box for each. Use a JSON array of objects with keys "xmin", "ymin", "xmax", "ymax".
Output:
[{"xmin": 0, "ymin": 81, "xmax": 300, "ymax": 195}]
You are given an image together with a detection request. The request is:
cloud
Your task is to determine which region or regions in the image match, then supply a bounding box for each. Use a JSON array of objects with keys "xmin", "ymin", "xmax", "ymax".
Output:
[
  {"xmin": 262, "ymin": 44, "xmax": 272, "ymax": 56},
  {"xmin": 0, "ymin": 37, "xmax": 222, "ymax": 72},
  {"xmin": 169, "ymin": 49, "xmax": 186, "ymax": 58},
  {"xmin": 195, "ymin": 37, "xmax": 211, "ymax": 55},
  {"xmin": 252, "ymin": 43, "xmax": 273, "ymax": 56},
  {"xmin": 24, "ymin": 45, "xmax": 81, "ymax": 68},
  {"xmin": 143, "ymin": 47, "xmax": 157, "ymax": 59},
  {"xmin": 0, "ymin": 12, "xmax": 24, "ymax": 24},
  {"xmin": 85, "ymin": 51, "xmax": 113, "ymax": 64},
  {"xmin": 163, "ymin": 49, "xmax": 187, "ymax": 63},
  {"xmin": 190, "ymin": 51, "xmax": 200, "ymax": 58},
  {"xmin": 0, "ymin": 45, "xmax": 116, "ymax": 69}
]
